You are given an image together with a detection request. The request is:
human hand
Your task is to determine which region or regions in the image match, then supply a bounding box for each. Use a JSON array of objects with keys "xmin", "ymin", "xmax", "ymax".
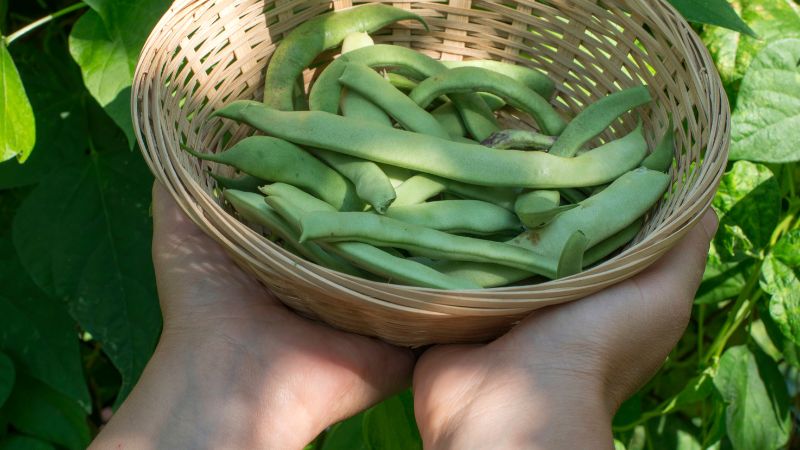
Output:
[
  {"xmin": 413, "ymin": 210, "xmax": 719, "ymax": 450},
  {"xmin": 91, "ymin": 182, "xmax": 414, "ymax": 449}
]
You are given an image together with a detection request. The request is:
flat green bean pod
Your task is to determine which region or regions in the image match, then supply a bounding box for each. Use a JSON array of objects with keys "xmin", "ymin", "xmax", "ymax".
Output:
[
  {"xmin": 387, "ymin": 72, "xmax": 419, "ymax": 91},
  {"xmin": 385, "ymin": 200, "xmax": 522, "ymax": 235},
  {"xmin": 393, "ymin": 175, "xmax": 446, "ymax": 206},
  {"xmin": 583, "ymin": 218, "xmax": 643, "ymax": 266},
  {"xmin": 311, "ymin": 148, "xmax": 397, "ymax": 214},
  {"xmin": 441, "ymin": 59, "xmax": 555, "ymax": 99},
  {"xmin": 263, "ymin": 4, "xmax": 427, "ymax": 110},
  {"xmin": 182, "ymin": 136, "xmax": 362, "ymax": 211},
  {"xmin": 339, "ymin": 63, "xmax": 450, "ymax": 138},
  {"xmin": 432, "ymin": 95, "xmax": 506, "ymax": 139},
  {"xmin": 299, "ymin": 211, "xmax": 558, "ymax": 276},
  {"xmin": 262, "ymin": 183, "xmax": 479, "ymax": 289},
  {"xmin": 307, "ymin": 45, "xmax": 498, "ymax": 139},
  {"xmin": 224, "ymin": 189, "xmax": 360, "ymax": 275},
  {"xmin": 515, "ymin": 190, "xmax": 577, "ymax": 228},
  {"xmin": 549, "ymin": 86, "xmax": 652, "ymax": 157},
  {"xmin": 557, "ymin": 231, "xmax": 589, "ymax": 279},
  {"xmin": 214, "ymin": 102, "xmax": 647, "ymax": 189},
  {"xmin": 211, "ymin": 173, "xmax": 264, "ymax": 192},
  {"xmin": 642, "ymin": 118, "xmax": 675, "ymax": 173},
  {"xmin": 481, "ymin": 129, "xmax": 556, "ymax": 150},
  {"xmin": 409, "ymin": 66, "xmax": 567, "ymax": 135},
  {"xmin": 340, "ymin": 32, "xmax": 394, "ymax": 128}
]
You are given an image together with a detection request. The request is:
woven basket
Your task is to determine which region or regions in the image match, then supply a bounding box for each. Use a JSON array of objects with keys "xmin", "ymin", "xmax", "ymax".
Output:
[{"xmin": 133, "ymin": 0, "xmax": 729, "ymax": 346}]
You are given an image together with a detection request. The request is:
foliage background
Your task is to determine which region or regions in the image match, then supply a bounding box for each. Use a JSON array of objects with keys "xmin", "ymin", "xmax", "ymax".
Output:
[{"xmin": 0, "ymin": 0, "xmax": 798, "ymax": 448}]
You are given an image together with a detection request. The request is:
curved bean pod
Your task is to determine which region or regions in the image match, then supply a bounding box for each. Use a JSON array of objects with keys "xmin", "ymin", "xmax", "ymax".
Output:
[
  {"xmin": 515, "ymin": 190, "xmax": 577, "ymax": 228},
  {"xmin": 211, "ymin": 173, "xmax": 264, "ymax": 192},
  {"xmin": 224, "ymin": 189, "xmax": 360, "ymax": 275},
  {"xmin": 339, "ymin": 63, "xmax": 450, "ymax": 138},
  {"xmin": 481, "ymin": 129, "xmax": 556, "ymax": 150},
  {"xmin": 340, "ymin": 32, "xmax": 394, "ymax": 128},
  {"xmin": 441, "ymin": 59, "xmax": 555, "ymax": 99},
  {"xmin": 311, "ymin": 149, "xmax": 397, "ymax": 214},
  {"xmin": 263, "ymin": 4, "xmax": 426, "ymax": 110},
  {"xmin": 409, "ymin": 66, "xmax": 566, "ymax": 135},
  {"xmin": 385, "ymin": 200, "xmax": 522, "ymax": 235},
  {"xmin": 642, "ymin": 118, "xmax": 675, "ymax": 173},
  {"xmin": 392, "ymin": 174, "xmax": 517, "ymax": 209},
  {"xmin": 262, "ymin": 183, "xmax": 479, "ymax": 289},
  {"xmin": 583, "ymin": 218, "xmax": 643, "ymax": 266},
  {"xmin": 387, "ymin": 72, "xmax": 419, "ymax": 91},
  {"xmin": 182, "ymin": 136, "xmax": 362, "ymax": 211},
  {"xmin": 557, "ymin": 230, "xmax": 589, "ymax": 279},
  {"xmin": 214, "ymin": 102, "xmax": 648, "ymax": 189},
  {"xmin": 432, "ymin": 94, "xmax": 506, "ymax": 139},
  {"xmin": 299, "ymin": 211, "xmax": 557, "ymax": 276},
  {"xmin": 549, "ymin": 86, "xmax": 652, "ymax": 157},
  {"xmin": 308, "ymin": 45, "xmax": 498, "ymax": 139},
  {"xmin": 393, "ymin": 175, "xmax": 446, "ymax": 206}
]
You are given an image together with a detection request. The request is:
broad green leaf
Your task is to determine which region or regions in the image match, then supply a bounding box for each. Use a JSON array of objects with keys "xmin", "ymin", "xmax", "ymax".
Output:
[
  {"xmin": 760, "ymin": 253, "xmax": 800, "ymax": 347},
  {"xmin": 0, "ymin": 435, "xmax": 55, "ymax": 450},
  {"xmin": 12, "ymin": 138, "xmax": 160, "ymax": 406},
  {"xmin": 322, "ymin": 413, "xmax": 368, "ymax": 450},
  {"xmin": 644, "ymin": 415, "xmax": 703, "ymax": 450},
  {"xmin": 660, "ymin": 369, "xmax": 715, "ymax": 415},
  {"xmin": 696, "ymin": 255, "xmax": 752, "ymax": 304},
  {"xmin": 712, "ymin": 345, "xmax": 791, "ymax": 450},
  {"xmin": 0, "ymin": 42, "xmax": 35, "ymax": 163},
  {"xmin": 3, "ymin": 373, "xmax": 90, "ymax": 450},
  {"xmin": 703, "ymin": 0, "xmax": 800, "ymax": 88},
  {"xmin": 0, "ymin": 237, "xmax": 90, "ymax": 411},
  {"xmin": 729, "ymin": 39, "xmax": 800, "ymax": 163},
  {"xmin": 667, "ymin": 0, "xmax": 753, "ymax": 36},
  {"xmin": 0, "ymin": 353, "xmax": 13, "ymax": 408},
  {"xmin": 711, "ymin": 161, "xmax": 780, "ymax": 262},
  {"xmin": 772, "ymin": 229, "xmax": 800, "ymax": 267},
  {"xmin": 69, "ymin": 0, "xmax": 170, "ymax": 147},
  {"xmin": 0, "ymin": 35, "xmax": 88, "ymax": 188},
  {"xmin": 362, "ymin": 390, "xmax": 422, "ymax": 450}
]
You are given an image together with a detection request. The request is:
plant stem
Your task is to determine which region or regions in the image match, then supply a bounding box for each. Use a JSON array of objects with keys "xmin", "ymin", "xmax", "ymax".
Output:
[{"xmin": 4, "ymin": 2, "xmax": 88, "ymax": 45}]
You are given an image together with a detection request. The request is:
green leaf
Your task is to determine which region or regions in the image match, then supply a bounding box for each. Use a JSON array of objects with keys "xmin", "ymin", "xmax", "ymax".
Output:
[
  {"xmin": 3, "ymin": 373, "xmax": 90, "ymax": 450},
  {"xmin": 0, "ymin": 353, "xmax": 13, "ymax": 408},
  {"xmin": 0, "ymin": 238, "xmax": 90, "ymax": 411},
  {"xmin": 667, "ymin": 0, "xmax": 754, "ymax": 36},
  {"xmin": 772, "ymin": 229, "xmax": 800, "ymax": 267},
  {"xmin": 362, "ymin": 390, "xmax": 422, "ymax": 450},
  {"xmin": 760, "ymin": 252, "xmax": 800, "ymax": 348},
  {"xmin": 322, "ymin": 414, "xmax": 368, "ymax": 450},
  {"xmin": 0, "ymin": 435, "xmax": 55, "ymax": 450},
  {"xmin": 703, "ymin": 0, "xmax": 800, "ymax": 89},
  {"xmin": 68, "ymin": 0, "xmax": 171, "ymax": 147},
  {"xmin": 711, "ymin": 161, "xmax": 780, "ymax": 262},
  {"xmin": 696, "ymin": 255, "xmax": 753, "ymax": 304},
  {"xmin": 0, "ymin": 34, "xmax": 88, "ymax": 189},
  {"xmin": 11, "ymin": 139, "xmax": 160, "ymax": 406},
  {"xmin": 712, "ymin": 345, "xmax": 791, "ymax": 450},
  {"xmin": 0, "ymin": 41, "xmax": 35, "ymax": 163},
  {"xmin": 661, "ymin": 369, "xmax": 715, "ymax": 415},
  {"xmin": 729, "ymin": 39, "xmax": 800, "ymax": 163}
]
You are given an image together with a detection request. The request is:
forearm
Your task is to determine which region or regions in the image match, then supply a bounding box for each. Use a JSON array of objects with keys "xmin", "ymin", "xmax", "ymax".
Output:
[{"xmin": 91, "ymin": 335, "xmax": 318, "ymax": 450}]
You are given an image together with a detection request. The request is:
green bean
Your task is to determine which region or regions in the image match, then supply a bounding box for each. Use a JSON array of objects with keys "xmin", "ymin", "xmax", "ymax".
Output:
[
  {"xmin": 409, "ymin": 66, "xmax": 566, "ymax": 135},
  {"xmin": 515, "ymin": 190, "xmax": 577, "ymax": 228},
  {"xmin": 215, "ymin": 102, "xmax": 647, "ymax": 189},
  {"xmin": 339, "ymin": 63, "xmax": 450, "ymax": 138},
  {"xmin": 385, "ymin": 200, "xmax": 522, "ymax": 235},
  {"xmin": 263, "ymin": 4, "xmax": 426, "ymax": 110},
  {"xmin": 391, "ymin": 173, "xmax": 517, "ymax": 209},
  {"xmin": 298, "ymin": 211, "xmax": 558, "ymax": 276},
  {"xmin": 433, "ymin": 169, "xmax": 668, "ymax": 287},
  {"xmin": 379, "ymin": 164, "xmax": 414, "ymax": 188},
  {"xmin": 224, "ymin": 189, "xmax": 360, "ymax": 275},
  {"xmin": 308, "ymin": 45, "xmax": 498, "ymax": 139},
  {"xmin": 340, "ymin": 32, "xmax": 394, "ymax": 128},
  {"xmin": 182, "ymin": 136, "xmax": 362, "ymax": 211},
  {"xmin": 211, "ymin": 173, "xmax": 264, "ymax": 192},
  {"xmin": 432, "ymin": 94, "xmax": 506, "ymax": 139},
  {"xmin": 557, "ymin": 230, "xmax": 589, "ymax": 279},
  {"xmin": 481, "ymin": 129, "xmax": 556, "ymax": 150},
  {"xmin": 642, "ymin": 118, "xmax": 675, "ymax": 173},
  {"xmin": 310, "ymin": 149, "xmax": 397, "ymax": 214},
  {"xmin": 441, "ymin": 59, "xmax": 555, "ymax": 99},
  {"xmin": 583, "ymin": 218, "xmax": 643, "ymax": 266},
  {"xmin": 393, "ymin": 174, "xmax": 446, "ymax": 206},
  {"xmin": 387, "ymin": 72, "xmax": 419, "ymax": 91},
  {"xmin": 292, "ymin": 76, "xmax": 309, "ymax": 110},
  {"xmin": 560, "ymin": 188, "xmax": 588, "ymax": 204},
  {"xmin": 262, "ymin": 183, "xmax": 479, "ymax": 289},
  {"xmin": 549, "ymin": 86, "xmax": 652, "ymax": 157}
]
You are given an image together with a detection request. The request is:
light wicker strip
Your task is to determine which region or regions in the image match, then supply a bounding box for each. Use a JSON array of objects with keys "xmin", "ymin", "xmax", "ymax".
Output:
[{"xmin": 133, "ymin": 0, "xmax": 729, "ymax": 346}]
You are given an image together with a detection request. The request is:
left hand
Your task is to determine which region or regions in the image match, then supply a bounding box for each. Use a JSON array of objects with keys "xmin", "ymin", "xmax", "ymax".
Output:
[{"xmin": 91, "ymin": 182, "xmax": 414, "ymax": 449}]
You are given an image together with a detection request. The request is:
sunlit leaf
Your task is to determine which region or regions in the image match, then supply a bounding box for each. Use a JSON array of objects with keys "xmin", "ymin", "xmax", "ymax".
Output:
[
  {"xmin": 667, "ymin": 0, "xmax": 754, "ymax": 36},
  {"xmin": 0, "ymin": 42, "xmax": 35, "ymax": 163}
]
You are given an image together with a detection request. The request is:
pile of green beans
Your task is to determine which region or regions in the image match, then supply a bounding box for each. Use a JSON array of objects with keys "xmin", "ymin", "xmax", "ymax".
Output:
[{"xmin": 185, "ymin": 4, "xmax": 675, "ymax": 290}]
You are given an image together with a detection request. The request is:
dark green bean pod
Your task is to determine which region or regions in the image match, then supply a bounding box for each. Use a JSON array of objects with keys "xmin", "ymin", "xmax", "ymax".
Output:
[
  {"xmin": 263, "ymin": 4, "xmax": 427, "ymax": 110},
  {"xmin": 182, "ymin": 136, "xmax": 362, "ymax": 211},
  {"xmin": 211, "ymin": 173, "xmax": 265, "ymax": 192},
  {"xmin": 642, "ymin": 118, "xmax": 675, "ymax": 173},
  {"xmin": 548, "ymin": 86, "xmax": 652, "ymax": 157}
]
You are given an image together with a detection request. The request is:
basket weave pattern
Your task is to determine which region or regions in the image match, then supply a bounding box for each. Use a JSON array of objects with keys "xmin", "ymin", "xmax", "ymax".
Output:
[{"xmin": 133, "ymin": 0, "xmax": 729, "ymax": 346}]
